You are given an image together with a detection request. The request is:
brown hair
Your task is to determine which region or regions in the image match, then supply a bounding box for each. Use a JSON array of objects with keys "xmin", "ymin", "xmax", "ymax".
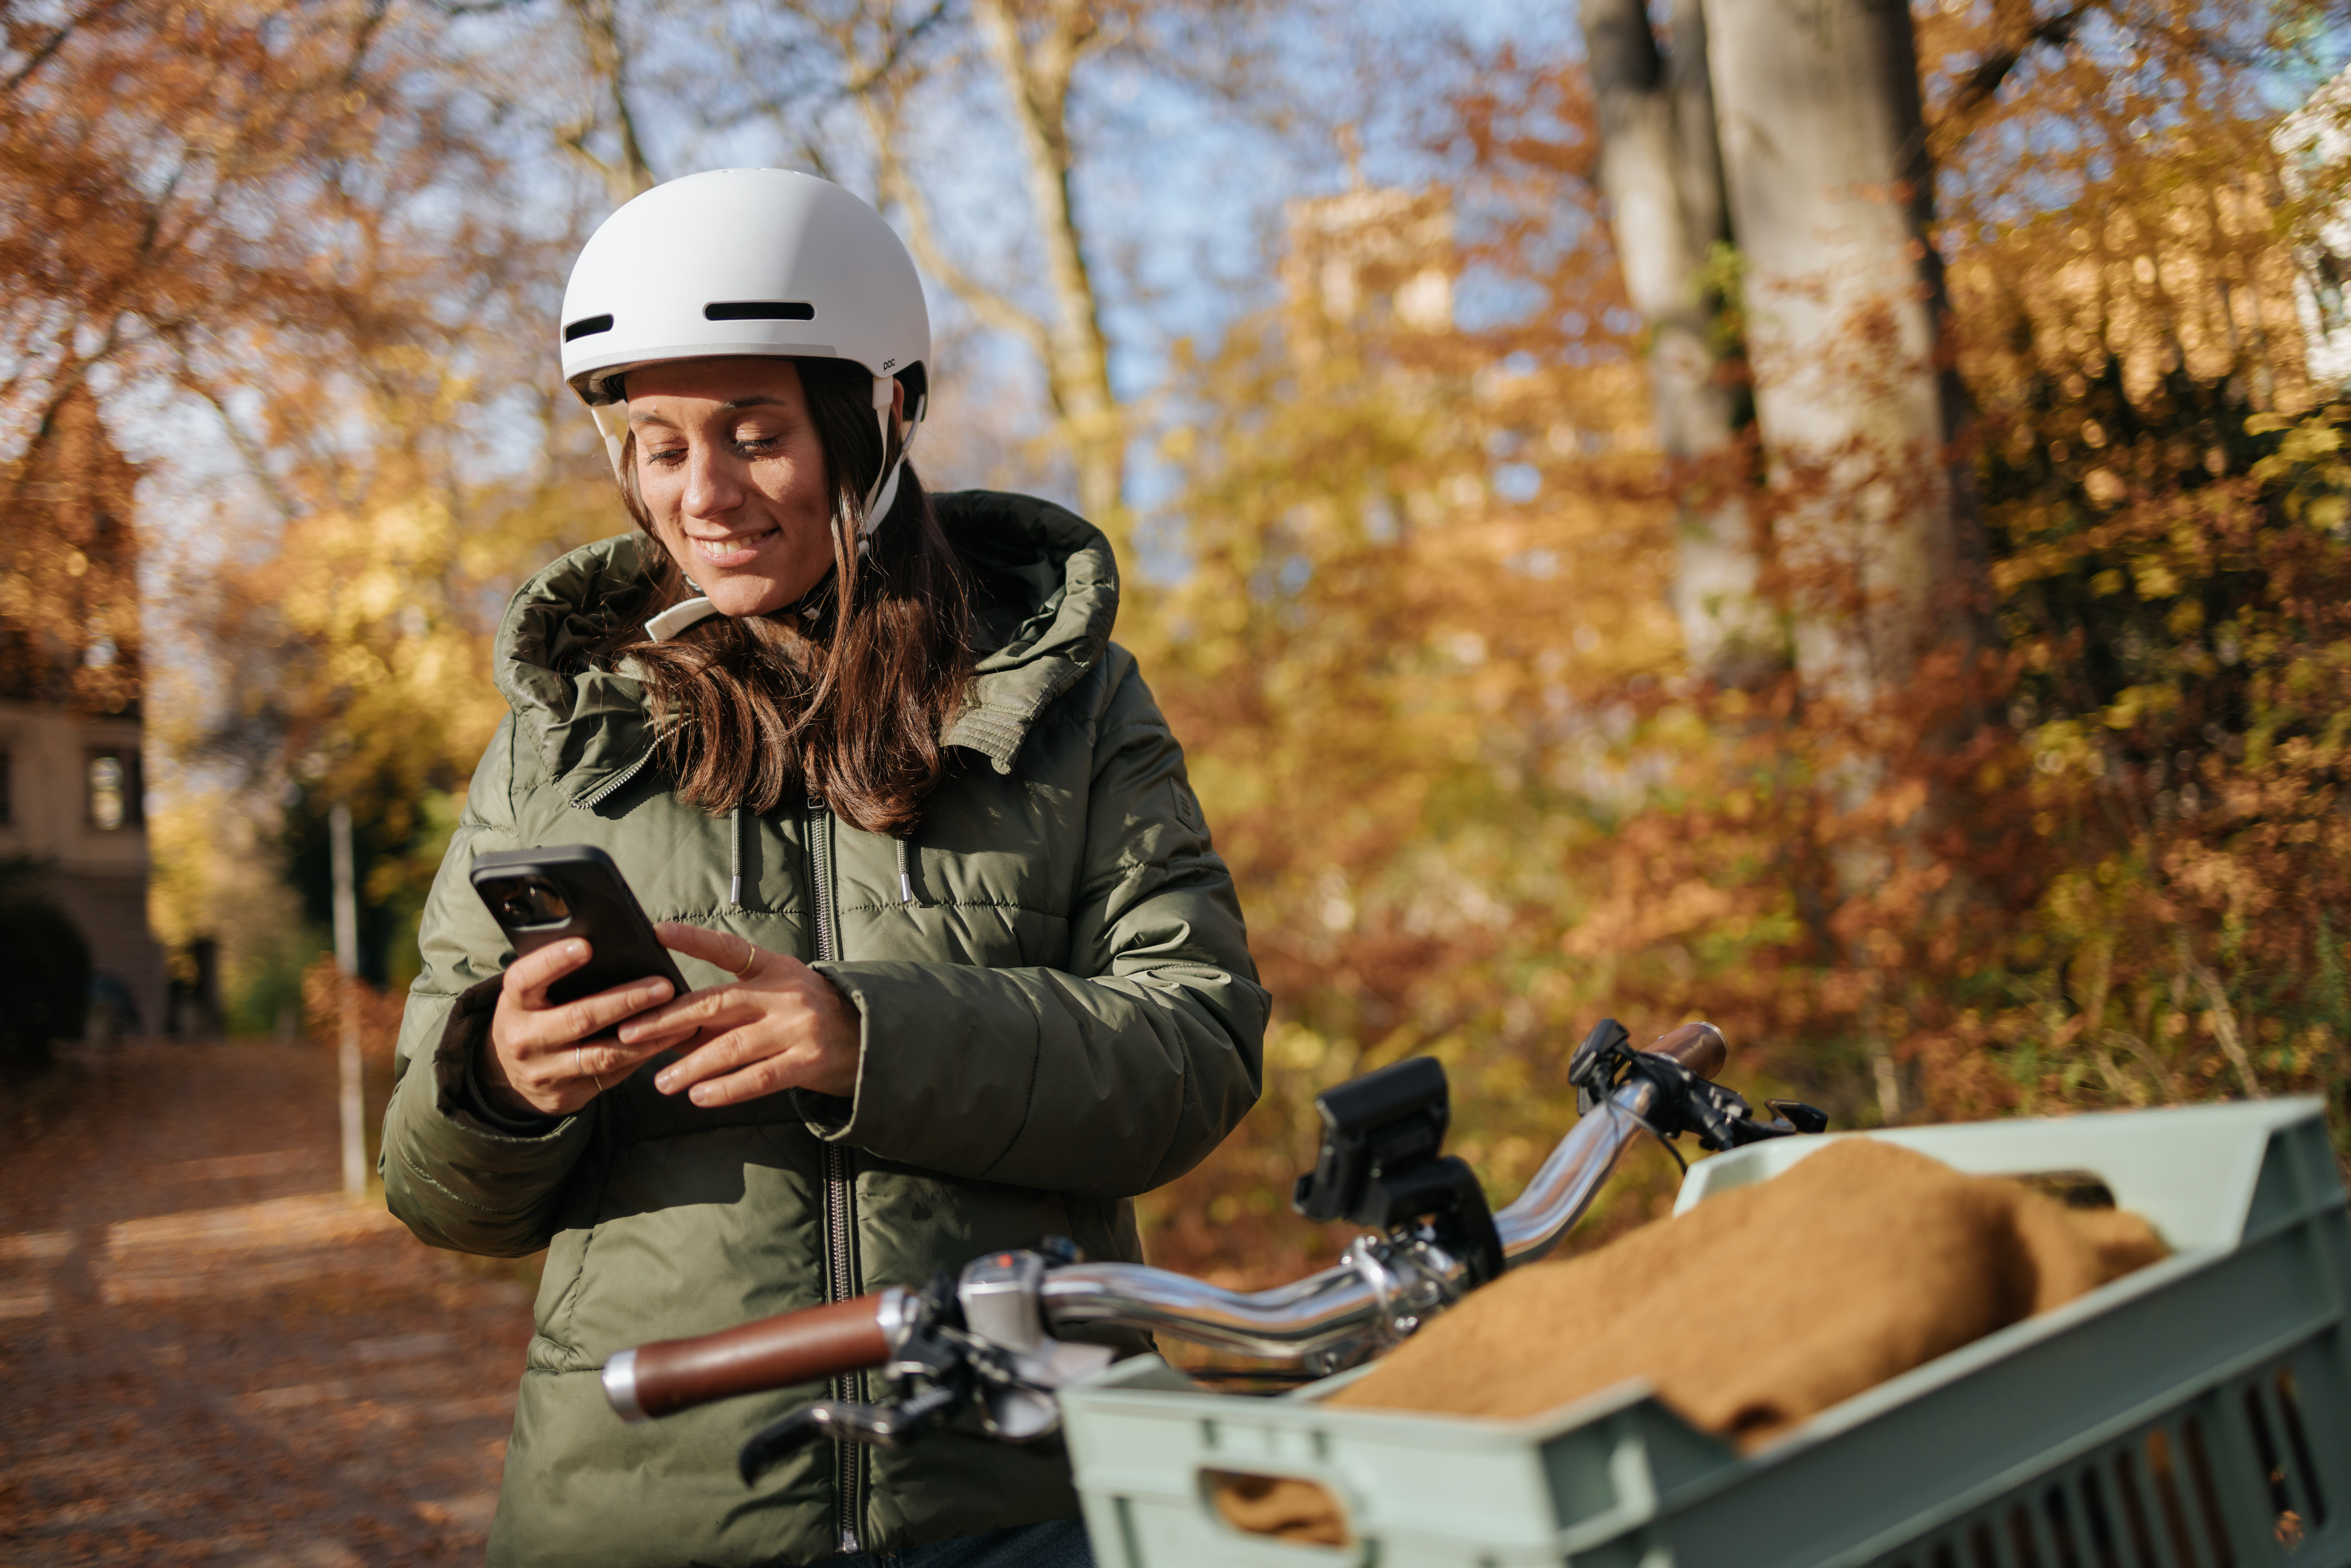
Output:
[{"xmin": 593, "ymin": 356, "xmax": 972, "ymax": 836}]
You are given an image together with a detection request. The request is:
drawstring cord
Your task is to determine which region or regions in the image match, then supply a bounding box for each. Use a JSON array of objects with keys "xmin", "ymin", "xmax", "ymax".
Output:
[
  {"xmin": 895, "ymin": 834, "xmax": 914, "ymax": 907},
  {"xmin": 729, "ymin": 803, "xmax": 744, "ymax": 909}
]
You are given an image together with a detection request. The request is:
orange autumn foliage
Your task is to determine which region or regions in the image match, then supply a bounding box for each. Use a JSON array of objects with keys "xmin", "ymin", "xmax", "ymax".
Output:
[
  {"xmin": 11, "ymin": 0, "xmax": 2347, "ymax": 1303},
  {"xmin": 1131, "ymin": 29, "xmax": 2351, "ymax": 1287}
]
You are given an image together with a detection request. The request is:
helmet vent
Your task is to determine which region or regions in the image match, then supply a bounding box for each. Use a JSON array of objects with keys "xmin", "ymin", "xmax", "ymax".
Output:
[
  {"xmin": 704, "ymin": 300, "xmax": 816, "ymax": 322},
  {"xmin": 563, "ymin": 314, "xmax": 615, "ymax": 342}
]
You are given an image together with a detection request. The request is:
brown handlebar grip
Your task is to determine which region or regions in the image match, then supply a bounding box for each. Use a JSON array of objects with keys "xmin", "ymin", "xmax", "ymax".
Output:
[
  {"xmin": 603, "ymin": 1292, "xmax": 895, "ymax": 1422},
  {"xmin": 1643, "ymin": 1021, "xmax": 1727, "ymax": 1082}
]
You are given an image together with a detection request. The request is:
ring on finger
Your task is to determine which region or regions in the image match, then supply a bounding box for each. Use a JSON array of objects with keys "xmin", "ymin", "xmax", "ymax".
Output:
[
  {"xmin": 730, "ymin": 936, "xmax": 759, "ymax": 978},
  {"xmin": 576, "ymin": 1043, "xmax": 605, "ymax": 1093}
]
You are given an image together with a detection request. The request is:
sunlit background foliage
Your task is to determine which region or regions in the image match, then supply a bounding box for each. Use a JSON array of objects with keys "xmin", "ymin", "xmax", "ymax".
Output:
[{"xmin": 5, "ymin": 0, "xmax": 2350, "ymax": 1283}]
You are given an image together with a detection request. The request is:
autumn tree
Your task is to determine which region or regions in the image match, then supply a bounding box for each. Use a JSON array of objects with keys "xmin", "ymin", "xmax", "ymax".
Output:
[
  {"xmin": 1584, "ymin": 0, "xmax": 1994, "ymax": 702},
  {"xmin": 1582, "ymin": 0, "xmax": 1775, "ymax": 684},
  {"xmin": 1138, "ymin": 7, "xmax": 2351, "ymax": 1278},
  {"xmin": 1129, "ymin": 70, "xmax": 1697, "ymax": 1280},
  {"xmin": 1706, "ymin": 0, "xmax": 1990, "ymax": 704},
  {"xmin": 2, "ymin": 0, "xmax": 604, "ymax": 1004}
]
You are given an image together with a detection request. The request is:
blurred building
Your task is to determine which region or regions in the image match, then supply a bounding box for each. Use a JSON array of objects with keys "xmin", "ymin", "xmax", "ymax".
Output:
[
  {"xmin": 1278, "ymin": 182, "xmax": 1650, "ymax": 452},
  {"xmin": 0, "ymin": 386, "xmax": 169, "ymax": 1035},
  {"xmin": 1279, "ymin": 185, "xmax": 1456, "ymax": 357}
]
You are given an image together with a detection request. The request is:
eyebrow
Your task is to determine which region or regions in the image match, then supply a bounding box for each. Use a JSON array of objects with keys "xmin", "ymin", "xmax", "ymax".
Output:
[{"xmin": 627, "ymin": 395, "xmax": 790, "ymax": 426}]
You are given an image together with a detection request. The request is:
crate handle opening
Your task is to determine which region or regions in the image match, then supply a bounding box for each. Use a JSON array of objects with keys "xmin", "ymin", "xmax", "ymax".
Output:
[{"xmin": 1202, "ymin": 1467, "xmax": 1360, "ymax": 1557}]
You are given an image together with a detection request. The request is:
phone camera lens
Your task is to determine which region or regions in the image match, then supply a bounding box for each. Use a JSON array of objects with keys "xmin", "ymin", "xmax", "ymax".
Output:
[
  {"xmin": 487, "ymin": 876, "xmax": 572, "ymax": 928},
  {"xmin": 522, "ymin": 878, "xmax": 571, "ymax": 925}
]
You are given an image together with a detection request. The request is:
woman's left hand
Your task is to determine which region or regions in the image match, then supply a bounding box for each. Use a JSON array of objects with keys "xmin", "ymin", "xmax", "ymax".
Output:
[{"xmin": 619, "ymin": 923, "xmax": 861, "ymax": 1106}]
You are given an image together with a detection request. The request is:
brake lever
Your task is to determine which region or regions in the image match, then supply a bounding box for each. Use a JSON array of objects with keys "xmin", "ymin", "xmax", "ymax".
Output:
[
  {"xmin": 739, "ymin": 1383, "xmax": 966, "ymax": 1483},
  {"xmin": 1763, "ymin": 1099, "xmax": 1830, "ymax": 1135},
  {"xmin": 1569, "ymin": 1017, "xmax": 1828, "ymax": 1154},
  {"xmin": 737, "ymin": 1246, "xmax": 1121, "ymax": 1481}
]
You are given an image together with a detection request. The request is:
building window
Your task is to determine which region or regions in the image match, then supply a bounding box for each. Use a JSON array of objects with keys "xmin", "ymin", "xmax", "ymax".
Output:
[{"xmin": 87, "ymin": 748, "xmax": 140, "ymax": 830}]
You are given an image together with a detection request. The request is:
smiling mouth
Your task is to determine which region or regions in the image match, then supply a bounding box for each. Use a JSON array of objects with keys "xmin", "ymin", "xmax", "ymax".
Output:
[{"xmin": 685, "ymin": 527, "xmax": 776, "ymax": 568}]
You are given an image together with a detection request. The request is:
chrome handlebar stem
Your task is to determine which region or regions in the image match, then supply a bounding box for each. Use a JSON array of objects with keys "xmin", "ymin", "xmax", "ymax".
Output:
[
  {"xmin": 1040, "ymin": 1253, "xmax": 1387, "ymax": 1364},
  {"xmin": 1036, "ymin": 1082, "xmax": 1652, "ymax": 1363},
  {"xmin": 1495, "ymin": 1078, "xmax": 1652, "ymax": 1266}
]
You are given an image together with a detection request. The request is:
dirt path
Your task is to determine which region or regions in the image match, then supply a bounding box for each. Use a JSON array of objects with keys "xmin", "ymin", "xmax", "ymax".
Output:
[{"xmin": 1, "ymin": 1043, "xmax": 537, "ymax": 1565}]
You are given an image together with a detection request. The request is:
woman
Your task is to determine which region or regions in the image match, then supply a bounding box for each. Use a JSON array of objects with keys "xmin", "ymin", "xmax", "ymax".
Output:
[{"xmin": 381, "ymin": 169, "xmax": 1266, "ymax": 1568}]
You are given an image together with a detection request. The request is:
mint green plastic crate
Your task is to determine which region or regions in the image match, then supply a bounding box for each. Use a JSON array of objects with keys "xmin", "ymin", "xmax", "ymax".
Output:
[{"xmin": 1060, "ymin": 1097, "xmax": 2351, "ymax": 1568}]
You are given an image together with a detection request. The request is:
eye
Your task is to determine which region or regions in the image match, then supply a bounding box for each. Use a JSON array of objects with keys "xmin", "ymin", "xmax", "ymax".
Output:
[
  {"xmin": 641, "ymin": 443, "xmax": 687, "ymax": 467},
  {"xmin": 730, "ymin": 424, "xmax": 785, "ymax": 454}
]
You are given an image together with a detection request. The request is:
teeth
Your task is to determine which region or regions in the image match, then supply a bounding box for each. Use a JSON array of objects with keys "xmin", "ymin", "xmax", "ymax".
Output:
[{"xmin": 690, "ymin": 531, "xmax": 771, "ymax": 560}]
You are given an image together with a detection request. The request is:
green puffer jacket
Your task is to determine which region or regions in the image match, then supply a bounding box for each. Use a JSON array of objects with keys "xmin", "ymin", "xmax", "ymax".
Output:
[{"xmin": 381, "ymin": 491, "xmax": 1267, "ymax": 1568}]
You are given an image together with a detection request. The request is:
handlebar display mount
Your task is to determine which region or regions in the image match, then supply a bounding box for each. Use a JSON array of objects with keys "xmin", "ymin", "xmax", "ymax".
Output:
[{"xmin": 1291, "ymin": 1055, "xmax": 1505, "ymax": 1287}]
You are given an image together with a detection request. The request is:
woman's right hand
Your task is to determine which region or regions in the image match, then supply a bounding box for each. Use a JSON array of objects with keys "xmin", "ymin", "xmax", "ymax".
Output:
[{"xmin": 482, "ymin": 939, "xmax": 678, "ymax": 1118}]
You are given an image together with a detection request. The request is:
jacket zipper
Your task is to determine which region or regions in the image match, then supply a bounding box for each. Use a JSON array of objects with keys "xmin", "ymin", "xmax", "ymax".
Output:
[
  {"xmin": 570, "ymin": 748, "xmax": 655, "ymax": 810},
  {"xmin": 806, "ymin": 795, "xmax": 863, "ymax": 1556}
]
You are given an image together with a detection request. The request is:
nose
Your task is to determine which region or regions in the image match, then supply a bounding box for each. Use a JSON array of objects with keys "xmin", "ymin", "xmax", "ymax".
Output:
[{"xmin": 681, "ymin": 440, "xmax": 744, "ymax": 520}]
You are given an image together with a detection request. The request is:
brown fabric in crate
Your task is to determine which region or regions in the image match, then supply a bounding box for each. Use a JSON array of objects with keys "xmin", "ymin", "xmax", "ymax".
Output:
[
  {"xmin": 1340, "ymin": 1139, "xmax": 2167, "ymax": 1439},
  {"xmin": 1210, "ymin": 1139, "xmax": 2166, "ymax": 1546},
  {"xmin": 1210, "ymin": 1472, "xmax": 1352, "ymax": 1547},
  {"xmin": 1339, "ymin": 1140, "xmax": 2166, "ymax": 1436}
]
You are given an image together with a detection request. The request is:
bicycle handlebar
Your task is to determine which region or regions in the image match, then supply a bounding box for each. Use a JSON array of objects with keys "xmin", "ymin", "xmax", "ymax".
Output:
[
  {"xmin": 605, "ymin": 1289, "xmax": 907, "ymax": 1423},
  {"xmin": 602, "ymin": 1019, "xmax": 1781, "ymax": 1422},
  {"xmin": 1037, "ymin": 1026, "xmax": 1726, "ymax": 1354},
  {"xmin": 1645, "ymin": 1019, "xmax": 1726, "ymax": 1081}
]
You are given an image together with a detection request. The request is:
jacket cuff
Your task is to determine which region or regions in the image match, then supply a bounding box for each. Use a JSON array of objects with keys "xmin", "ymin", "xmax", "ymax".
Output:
[
  {"xmin": 380, "ymin": 973, "xmax": 596, "ymax": 1256},
  {"xmin": 804, "ymin": 961, "xmax": 1041, "ymax": 1177},
  {"xmin": 434, "ymin": 975, "xmax": 574, "ymax": 1141},
  {"xmin": 797, "ymin": 964, "xmax": 865, "ymax": 1139}
]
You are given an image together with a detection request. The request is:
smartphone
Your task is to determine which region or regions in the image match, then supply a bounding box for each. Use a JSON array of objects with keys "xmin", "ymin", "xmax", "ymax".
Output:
[{"xmin": 470, "ymin": 845, "xmax": 689, "ymax": 1007}]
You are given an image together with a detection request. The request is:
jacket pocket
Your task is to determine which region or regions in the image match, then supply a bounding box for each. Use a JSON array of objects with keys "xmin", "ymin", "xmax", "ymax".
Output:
[
  {"xmin": 527, "ymin": 1222, "xmax": 597, "ymax": 1372},
  {"xmin": 558, "ymin": 1128, "xmax": 828, "ymax": 1360}
]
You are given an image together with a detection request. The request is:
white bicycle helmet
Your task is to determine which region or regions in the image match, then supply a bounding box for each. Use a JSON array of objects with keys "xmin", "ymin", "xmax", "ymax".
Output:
[{"xmin": 559, "ymin": 168, "xmax": 930, "ymax": 632}]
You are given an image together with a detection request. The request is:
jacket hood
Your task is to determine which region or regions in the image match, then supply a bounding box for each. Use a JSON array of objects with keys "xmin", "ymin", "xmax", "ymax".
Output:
[{"xmin": 491, "ymin": 489, "xmax": 1120, "ymax": 803}]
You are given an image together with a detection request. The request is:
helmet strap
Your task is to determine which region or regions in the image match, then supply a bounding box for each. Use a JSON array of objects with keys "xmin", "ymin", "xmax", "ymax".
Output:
[
  {"xmin": 645, "ymin": 595, "xmax": 720, "ymax": 641},
  {"xmin": 592, "ymin": 402, "xmax": 631, "ymax": 485},
  {"xmin": 857, "ymin": 373, "xmax": 909, "ymax": 549}
]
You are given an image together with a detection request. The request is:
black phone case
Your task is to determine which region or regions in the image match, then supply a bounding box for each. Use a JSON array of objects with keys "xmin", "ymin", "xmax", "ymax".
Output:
[{"xmin": 470, "ymin": 845, "xmax": 689, "ymax": 1006}]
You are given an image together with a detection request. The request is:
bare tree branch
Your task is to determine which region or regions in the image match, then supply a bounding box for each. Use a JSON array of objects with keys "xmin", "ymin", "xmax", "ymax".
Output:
[
  {"xmin": 0, "ymin": 0, "xmax": 127, "ymax": 101},
  {"xmin": 565, "ymin": 0, "xmax": 655, "ymax": 202},
  {"xmin": 861, "ymin": 96, "xmax": 1058, "ymax": 369},
  {"xmin": 843, "ymin": 0, "xmax": 952, "ymax": 94},
  {"xmin": 1929, "ymin": 3, "xmax": 2089, "ymax": 159},
  {"xmin": 169, "ymin": 346, "xmax": 303, "ymax": 525},
  {"xmin": 969, "ymin": 0, "xmax": 1123, "ymax": 523}
]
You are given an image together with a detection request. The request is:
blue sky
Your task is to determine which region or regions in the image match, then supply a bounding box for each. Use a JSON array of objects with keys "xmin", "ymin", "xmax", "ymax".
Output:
[{"xmin": 585, "ymin": 0, "xmax": 1586, "ymax": 503}]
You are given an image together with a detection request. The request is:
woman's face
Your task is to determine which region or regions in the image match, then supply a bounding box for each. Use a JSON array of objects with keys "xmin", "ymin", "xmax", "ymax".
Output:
[{"xmin": 627, "ymin": 357, "xmax": 836, "ymax": 618}]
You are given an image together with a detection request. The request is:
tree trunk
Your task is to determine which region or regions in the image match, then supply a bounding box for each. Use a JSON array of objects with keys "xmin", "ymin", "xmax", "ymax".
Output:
[
  {"xmin": 1586, "ymin": 0, "xmax": 1781, "ymax": 685},
  {"xmin": 968, "ymin": 0, "xmax": 1125, "ymax": 531},
  {"xmin": 1700, "ymin": 0, "xmax": 1985, "ymax": 706}
]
